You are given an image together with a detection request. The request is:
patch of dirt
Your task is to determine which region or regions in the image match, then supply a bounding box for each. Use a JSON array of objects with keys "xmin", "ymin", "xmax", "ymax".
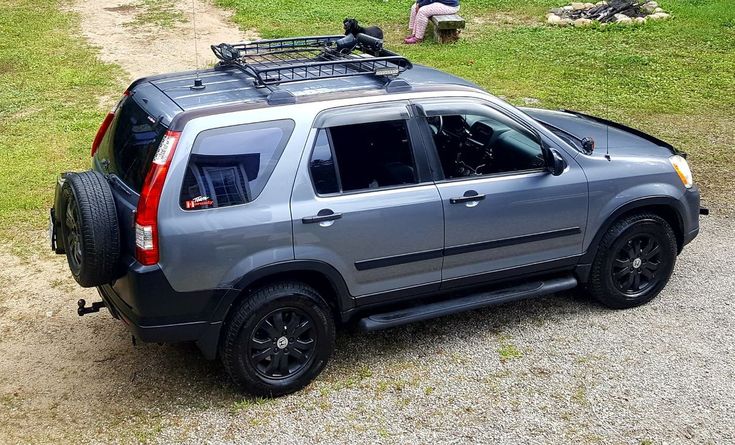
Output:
[
  {"xmin": 0, "ymin": 238, "xmax": 238, "ymax": 443},
  {"xmin": 0, "ymin": 4, "xmax": 263, "ymax": 442},
  {"xmin": 71, "ymin": 0, "xmax": 260, "ymax": 82},
  {"xmin": 470, "ymin": 11, "xmax": 541, "ymax": 28},
  {"xmin": 104, "ymin": 4, "xmax": 138, "ymax": 14}
]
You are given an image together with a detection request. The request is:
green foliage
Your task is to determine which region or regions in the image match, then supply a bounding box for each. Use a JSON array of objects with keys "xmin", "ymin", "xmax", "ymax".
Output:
[{"xmin": 0, "ymin": 0, "xmax": 124, "ymax": 245}]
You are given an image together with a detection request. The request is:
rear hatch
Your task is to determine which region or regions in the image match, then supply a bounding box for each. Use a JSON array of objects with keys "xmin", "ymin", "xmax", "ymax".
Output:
[{"xmin": 93, "ymin": 82, "xmax": 181, "ymax": 258}]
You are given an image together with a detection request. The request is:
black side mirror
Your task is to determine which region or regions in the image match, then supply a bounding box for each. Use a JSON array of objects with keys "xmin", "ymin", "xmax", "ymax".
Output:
[
  {"xmin": 547, "ymin": 149, "xmax": 566, "ymax": 176},
  {"xmin": 581, "ymin": 137, "xmax": 595, "ymax": 155}
]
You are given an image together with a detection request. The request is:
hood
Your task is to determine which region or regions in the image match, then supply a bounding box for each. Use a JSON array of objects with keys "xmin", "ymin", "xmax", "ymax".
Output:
[{"xmin": 520, "ymin": 107, "xmax": 679, "ymax": 158}]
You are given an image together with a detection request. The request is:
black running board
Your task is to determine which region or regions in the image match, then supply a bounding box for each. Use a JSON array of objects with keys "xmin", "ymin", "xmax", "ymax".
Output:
[{"xmin": 358, "ymin": 275, "xmax": 578, "ymax": 332}]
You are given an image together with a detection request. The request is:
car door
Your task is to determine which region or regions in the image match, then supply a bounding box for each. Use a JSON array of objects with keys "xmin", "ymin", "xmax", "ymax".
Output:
[
  {"xmin": 291, "ymin": 101, "xmax": 444, "ymax": 299},
  {"xmin": 413, "ymin": 98, "xmax": 588, "ymax": 288}
]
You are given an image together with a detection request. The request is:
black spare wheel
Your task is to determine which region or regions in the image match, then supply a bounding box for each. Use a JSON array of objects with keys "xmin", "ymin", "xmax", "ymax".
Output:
[
  {"xmin": 59, "ymin": 170, "xmax": 121, "ymax": 288},
  {"xmin": 221, "ymin": 281, "xmax": 336, "ymax": 397}
]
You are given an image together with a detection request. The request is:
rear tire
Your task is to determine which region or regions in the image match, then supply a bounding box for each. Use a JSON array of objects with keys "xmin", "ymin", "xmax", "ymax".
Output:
[
  {"xmin": 59, "ymin": 171, "xmax": 121, "ymax": 287},
  {"xmin": 221, "ymin": 281, "xmax": 335, "ymax": 397},
  {"xmin": 588, "ymin": 213, "xmax": 677, "ymax": 309}
]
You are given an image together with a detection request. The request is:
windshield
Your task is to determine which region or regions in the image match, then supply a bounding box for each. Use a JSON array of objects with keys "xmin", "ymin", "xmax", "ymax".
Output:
[{"xmin": 538, "ymin": 121, "xmax": 583, "ymax": 152}]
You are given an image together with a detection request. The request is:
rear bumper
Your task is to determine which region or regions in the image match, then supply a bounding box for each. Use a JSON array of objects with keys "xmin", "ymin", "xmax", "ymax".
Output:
[
  {"xmin": 97, "ymin": 259, "xmax": 230, "ymax": 359},
  {"xmin": 97, "ymin": 284, "xmax": 210, "ymax": 343}
]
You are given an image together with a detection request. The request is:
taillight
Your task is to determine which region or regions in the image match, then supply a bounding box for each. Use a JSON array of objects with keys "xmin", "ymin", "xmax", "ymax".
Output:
[
  {"xmin": 91, "ymin": 90, "xmax": 129, "ymax": 157},
  {"xmin": 135, "ymin": 130, "xmax": 181, "ymax": 266}
]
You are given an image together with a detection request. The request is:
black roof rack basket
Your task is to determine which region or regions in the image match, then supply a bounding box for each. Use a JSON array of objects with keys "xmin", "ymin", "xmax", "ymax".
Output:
[{"xmin": 211, "ymin": 35, "xmax": 413, "ymax": 88}]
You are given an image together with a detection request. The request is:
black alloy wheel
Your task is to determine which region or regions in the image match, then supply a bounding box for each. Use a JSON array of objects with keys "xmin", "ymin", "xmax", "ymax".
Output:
[
  {"xmin": 611, "ymin": 234, "xmax": 664, "ymax": 297},
  {"xmin": 64, "ymin": 194, "xmax": 83, "ymax": 274},
  {"xmin": 588, "ymin": 213, "xmax": 677, "ymax": 309},
  {"xmin": 248, "ymin": 307, "xmax": 317, "ymax": 380},
  {"xmin": 221, "ymin": 281, "xmax": 335, "ymax": 397}
]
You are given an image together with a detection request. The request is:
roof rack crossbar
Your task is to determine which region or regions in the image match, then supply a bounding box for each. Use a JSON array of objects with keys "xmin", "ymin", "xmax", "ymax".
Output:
[{"xmin": 211, "ymin": 35, "xmax": 412, "ymax": 89}]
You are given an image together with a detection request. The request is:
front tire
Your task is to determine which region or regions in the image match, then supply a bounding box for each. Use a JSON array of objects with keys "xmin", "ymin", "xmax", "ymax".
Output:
[
  {"xmin": 221, "ymin": 282, "xmax": 335, "ymax": 397},
  {"xmin": 588, "ymin": 213, "xmax": 677, "ymax": 309}
]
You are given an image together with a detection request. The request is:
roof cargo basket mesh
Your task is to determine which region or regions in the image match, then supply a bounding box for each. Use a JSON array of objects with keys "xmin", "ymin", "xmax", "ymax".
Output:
[{"xmin": 210, "ymin": 35, "xmax": 413, "ymax": 88}]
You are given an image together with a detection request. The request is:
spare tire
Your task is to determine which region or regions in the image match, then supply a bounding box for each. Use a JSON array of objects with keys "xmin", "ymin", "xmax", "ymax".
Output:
[{"xmin": 59, "ymin": 170, "xmax": 121, "ymax": 287}]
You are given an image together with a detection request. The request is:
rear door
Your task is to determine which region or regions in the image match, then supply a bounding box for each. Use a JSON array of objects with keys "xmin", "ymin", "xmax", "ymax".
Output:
[
  {"xmin": 291, "ymin": 101, "xmax": 444, "ymax": 300},
  {"xmin": 92, "ymin": 83, "xmax": 178, "ymax": 258},
  {"xmin": 414, "ymin": 99, "xmax": 588, "ymax": 287}
]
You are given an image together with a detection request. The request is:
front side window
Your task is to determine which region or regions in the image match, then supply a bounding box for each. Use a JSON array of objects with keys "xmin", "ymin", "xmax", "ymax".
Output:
[
  {"xmin": 426, "ymin": 108, "xmax": 545, "ymax": 179},
  {"xmin": 180, "ymin": 120, "xmax": 294, "ymax": 210},
  {"xmin": 309, "ymin": 119, "xmax": 418, "ymax": 194}
]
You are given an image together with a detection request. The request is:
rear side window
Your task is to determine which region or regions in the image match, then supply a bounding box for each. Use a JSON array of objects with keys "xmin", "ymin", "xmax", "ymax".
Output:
[
  {"xmin": 99, "ymin": 96, "xmax": 168, "ymax": 192},
  {"xmin": 309, "ymin": 119, "xmax": 418, "ymax": 194},
  {"xmin": 180, "ymin": 120, "xmax": 294, "ymax": 210}
]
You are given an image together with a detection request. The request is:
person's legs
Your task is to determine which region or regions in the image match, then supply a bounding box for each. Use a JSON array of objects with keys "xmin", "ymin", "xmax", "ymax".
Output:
[
  {"xmin": 408, "ymin": 2, "xmax": 419, "ymax": 32},
  {"xmin": 412, "ymin": 3, "xmax": 460, "ymax": 40}
]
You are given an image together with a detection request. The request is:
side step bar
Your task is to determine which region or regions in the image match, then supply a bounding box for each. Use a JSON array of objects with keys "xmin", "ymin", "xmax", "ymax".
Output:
[{"xmin": 358, "ymin": 275, "xmax": 578, "ymax": 332}]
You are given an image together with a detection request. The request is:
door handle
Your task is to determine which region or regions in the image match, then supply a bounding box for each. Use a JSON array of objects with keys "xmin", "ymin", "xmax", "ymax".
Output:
[
  {"xmin": 450, "ymin": 191, "xmax": 486, "ymax": 205},
  {"xmin": 302, "ymin": 209, "xmax": 342, "ymax": 224}
]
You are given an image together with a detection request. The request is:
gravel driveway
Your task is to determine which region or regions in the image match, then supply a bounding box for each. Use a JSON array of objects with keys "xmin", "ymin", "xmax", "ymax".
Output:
[{"xmin": 1, "ymin": 216, "xmax": 732, "ymax": 444}]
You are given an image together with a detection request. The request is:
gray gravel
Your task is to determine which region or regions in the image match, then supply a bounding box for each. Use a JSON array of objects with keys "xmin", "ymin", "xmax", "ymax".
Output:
[
  {"xmin": 142, "ymin": 216, "xmax": 733, "ymax": 445},
  {"xmin": 1, "ymin": 217, "xmax": 732, "ymax": 445}
]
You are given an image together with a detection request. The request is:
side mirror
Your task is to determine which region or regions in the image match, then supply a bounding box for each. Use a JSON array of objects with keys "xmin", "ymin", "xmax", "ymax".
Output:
[
  {"xmin": 549, "ymin": 150, "xmax": 566, "ymax": 176},
  {"xmin": 581, "ymin": 137, "xmax": 595, "ymax": 155}
]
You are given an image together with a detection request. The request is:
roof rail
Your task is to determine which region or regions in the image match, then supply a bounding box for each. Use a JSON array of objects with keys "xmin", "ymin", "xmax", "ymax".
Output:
[{"xmin": 210, "ymin": 35, "xmax": 413, "ymax": 93}]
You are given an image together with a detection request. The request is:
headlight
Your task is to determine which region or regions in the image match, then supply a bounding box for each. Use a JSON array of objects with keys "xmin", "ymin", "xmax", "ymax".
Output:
[{"xmin": 669, "ymin": 155, "xmax": 693, "ymax": 189}]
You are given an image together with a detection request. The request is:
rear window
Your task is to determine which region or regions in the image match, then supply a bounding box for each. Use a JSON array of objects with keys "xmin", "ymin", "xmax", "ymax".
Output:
[
  {"xmin": 179, "ymin": 120, "xmax": 295, "ymax": 210},
  {"xmin": 97, "ymin": 96, "xmax": 168, "ymax": 192}
]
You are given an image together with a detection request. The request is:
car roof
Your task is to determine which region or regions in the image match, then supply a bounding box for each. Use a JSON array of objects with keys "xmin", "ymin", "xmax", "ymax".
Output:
[{"xmin": 137, "ymin": 64, "xmax": 484, "ymax": 112}]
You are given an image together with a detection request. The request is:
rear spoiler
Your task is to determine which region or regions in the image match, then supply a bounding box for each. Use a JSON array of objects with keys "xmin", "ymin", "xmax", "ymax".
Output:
[{"xmin": 561, "ymin": 109, "xmax": 685, "ymax": 157}]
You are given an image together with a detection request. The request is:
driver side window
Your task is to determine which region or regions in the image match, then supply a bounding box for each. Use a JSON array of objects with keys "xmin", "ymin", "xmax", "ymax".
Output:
[{"xmin": 426, "ymin": 109, "xmax": 545, "ymax": 179}]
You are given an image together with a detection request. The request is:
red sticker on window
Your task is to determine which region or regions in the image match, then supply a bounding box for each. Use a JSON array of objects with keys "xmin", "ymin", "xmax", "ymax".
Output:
[{"xmin": 185, "ymin": 196, "xmax": 214, "ymax": 209}]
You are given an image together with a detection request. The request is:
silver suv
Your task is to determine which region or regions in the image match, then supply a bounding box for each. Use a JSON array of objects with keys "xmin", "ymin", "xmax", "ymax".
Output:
[{"xmin": 50, "ymin": 35, "xmax": 702, "ymax": 396}]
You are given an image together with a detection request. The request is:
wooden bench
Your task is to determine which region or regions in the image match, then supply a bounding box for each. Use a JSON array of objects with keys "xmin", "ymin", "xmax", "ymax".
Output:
[{"xmin": 429, "ymin": 14, "xmax": 466, "ymax": 43}]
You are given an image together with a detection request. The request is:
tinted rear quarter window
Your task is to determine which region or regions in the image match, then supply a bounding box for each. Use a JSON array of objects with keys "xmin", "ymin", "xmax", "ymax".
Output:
[
  {"xmin": 180, "ymin": 120, "xmax": 295, "ymax": 210},
  {"xmin": 97, "ymin": 96, "xmax": 168, "ymax": 192}
]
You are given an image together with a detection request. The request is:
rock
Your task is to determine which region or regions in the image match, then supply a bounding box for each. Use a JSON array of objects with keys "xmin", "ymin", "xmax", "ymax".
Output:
[
  {"xmin": 571, "ymin": 2, "xmax": 586, "ymax": 10},
  {"xmin": 574, "ymin": 18, "xmax": 594, "ymax": 27},
  {"xmin": 559, "ymin": 18, "xmax": 574, "ymax": 26},
  {"xmin": 648, "ymin": 12, "xmax": 671, "ymax": 20},
  {"xmin": 563, "ymin": 5, "xmax": 574, "ymax": 11},
  {"xmin": 634, "ymin": 17, "xmax": 646, "ymax": 24},
  {"xmin": 595, "ymin": 1, "xmax": 607, "ymax": 4},
  {"xmin": 614, "ymin": 13, "xmax": 633, "ymax": 24},
  {"xmin": 547, "ymin": 13, "xmax": 562, "ymax": 24},
  {"xmin": 584, "ymin": 3, "xmax": 595, "ymax": 8},
  {"xmin": 654, "ymin": 7, "xmax": 664, "ymax": 12},
  {"xmin": 549, "ymin": 7, "xmax": 563, "ymax": 14},
  {"xmin": 643, "ymin": 1, "xmax": 659, "ymax": 13}
]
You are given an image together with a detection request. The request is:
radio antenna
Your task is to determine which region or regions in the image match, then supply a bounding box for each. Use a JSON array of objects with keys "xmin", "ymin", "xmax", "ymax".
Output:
[
  {"xmin": 190, "ymin": 0, "xmax": 205, "ymax": 90},
  {"xmin": 605, "ymin": 29, "xmax": 610, "ymax": 161}
]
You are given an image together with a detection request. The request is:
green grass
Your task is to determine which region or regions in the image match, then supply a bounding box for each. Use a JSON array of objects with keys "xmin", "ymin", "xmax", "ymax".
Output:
[
  {"xmin": 216, "ymin": 0, "xmax": 734, "ymax": 113},
  {"xmin": 126, "ymin": 0, "xmax": 187, "ymax": 29},
  {"xmin": 0, "ymin": 0, "xmax": 123, "ymax": 247},
  {"xmin": 498, "ymin": 343, "xmax": 523, "ymax": 361}
]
